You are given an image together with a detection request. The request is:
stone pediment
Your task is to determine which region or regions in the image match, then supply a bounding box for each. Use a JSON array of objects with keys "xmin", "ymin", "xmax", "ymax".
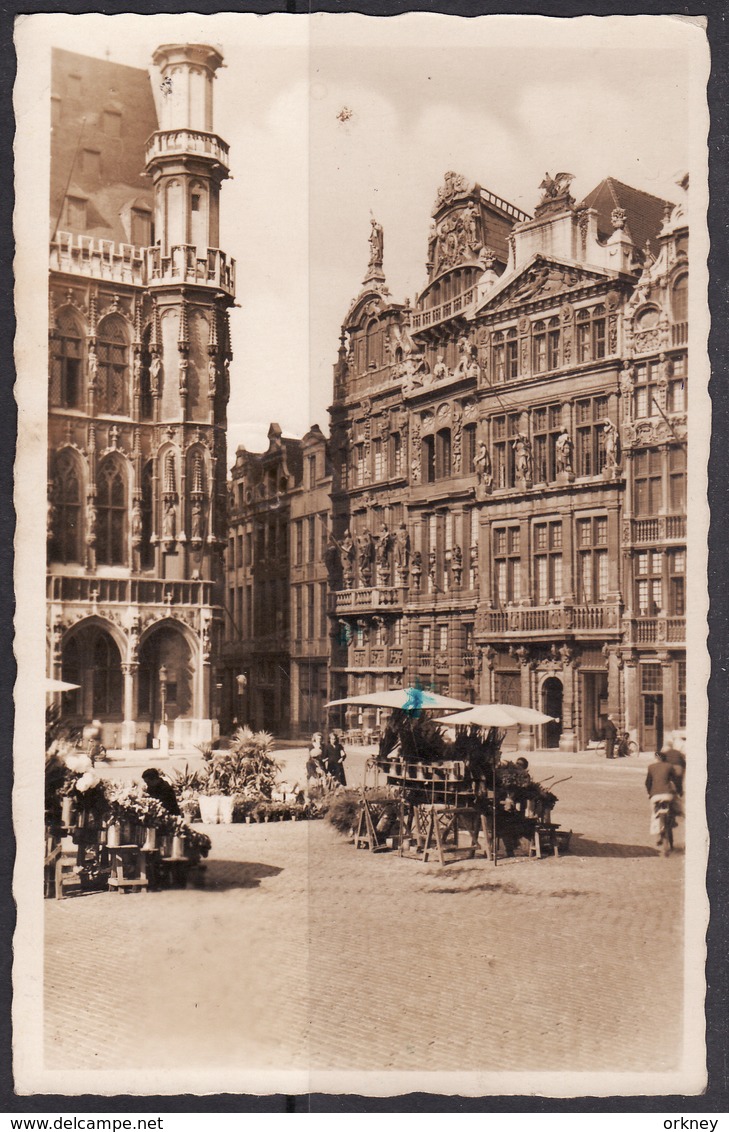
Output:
[
  {"xmin": 480, "ymin": 255, "xmax": 614, "ymax": 315},
  {"xmin": 343, "ymin": 286, "xmax": 393, "ymax": 331}
]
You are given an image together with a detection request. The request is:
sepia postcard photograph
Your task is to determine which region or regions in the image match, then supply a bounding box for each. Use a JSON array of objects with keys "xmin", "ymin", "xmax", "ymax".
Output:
[{"xmin": 12, "ymin": 10, "xmax": 712, "ymax": 1101}]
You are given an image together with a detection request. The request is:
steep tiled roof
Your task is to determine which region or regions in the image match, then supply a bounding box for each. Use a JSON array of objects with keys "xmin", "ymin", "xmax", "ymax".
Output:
[
  {"xmin": 580, "ymin": 176, "xmax": 673, "ymax": 254},
  {"xmin": 50, "ymin": 48, "xmax": 158, "ymax": 244}
]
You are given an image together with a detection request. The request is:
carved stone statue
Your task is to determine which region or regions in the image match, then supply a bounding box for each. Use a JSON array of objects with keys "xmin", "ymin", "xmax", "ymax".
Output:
[
  {"xmin": 555, "ymin": 430, "xmax": 574, "ymax": 474},
  {"xmin": 163, "ymin": 498, "xmax": 177, "ymax": 540},
  {"xmin": 178, "ymin": 356, "xmax": 189, "ymax": 395},
  {"xmin": 87, "ymin": 349, "xmax": 98, "ymax": 389},
  {"xmin": 149, "ymin": 354, "xmax": 162, "ymax": 395},
  {"xmin": 410, "ymin": 550, "xmax": 422, "ymax": 591},
  {"xmin": 474, "ymin": 441, "xmax": 492, "ymax": 487},
  {"xmin": 132, "ymin": 354, "xmax": 142, "ymax": 394},
  {"xmin": 84, "ymin": 499, "xmax": 97, "ymax": 547},
  {"xmin": 207, "ymin": 357, "xmax": 217, "ymax": 395},
  {"xmin": 619, "ymin": 360, "xmax": 635, "ymax": 395},
  {"xmin": 433, "ymin": 355, "xmax": 448, "ymax": 381},
  {"xmin": 375, "ymin": 523, "xmax": 391, "ymax": 566},
  {"xmin": 47, "ymin": 496, "xmax": 56, "ymax": 543},
  {"xmin": 131, "ymin": 498, "xmax": 143, "ymax": 545},
  {"xmin": 368, "ymin": 218, "xmax": 384, "ymax": 271},
  {"xmin": 513, "ymin": 433, "xmax": 532, "ymax": 482},
  {"xmin": 451, "ymin": 544, "xmax": 463, "ymax": 587},
  {"xmin": 394, "ymin": 523, "xmax": 410, "ymax": 575},
  {"xmin": 357, "ymin": 528, "xmax": 375, "ymax": 585},
  {"xmin": 340, "ymin": 529, "xmax": 355, "ymax": 585},
  {"xmin": 603, "ymin": 420, "xmax": 620, "ymax": 469},
  {"xmin": 657, "ymin": 352, "xmax": 673, "ymax": 386},
  {"xmin": 190, "ymin": 498, "xmax": 204, "ymax": 541}
]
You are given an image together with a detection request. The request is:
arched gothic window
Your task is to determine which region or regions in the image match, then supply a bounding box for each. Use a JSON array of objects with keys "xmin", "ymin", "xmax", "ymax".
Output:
[
  {"xmin": 51, "ymin": 450, "xmax": 83, "ymax": 563},
  {"xmin": 97, "ymin": 314, "xmax": 130, "ymax": 414},
  {"xmin": 92, "ymin": 633, "xmax": 123, "ymax": 716},
  {"xmin": 96, "ymin": 457, "xmax": 127, "ymax": 565},
  {"xmin": 140, "ymin": 461, "xmax": 155, "ymax": 569},
  {"xmin": 51, "ymin": 310, "xmax": 84, "ymax": 409},
  {"xmin": 672, "ymin": 274, "xmax": 688, "ymax": 324}
]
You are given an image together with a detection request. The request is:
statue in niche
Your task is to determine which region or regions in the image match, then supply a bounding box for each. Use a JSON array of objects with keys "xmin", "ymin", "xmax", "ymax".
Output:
[
  {"xmin": 657, "ymin": 352, "xmax": 673, "ymax": 387},
  {"xmin": 410, "ymin": 550, "xmax": 422, "ymax": 591},
  {"xmin": 191, "ymin": 498, "xmax": 204, "ymax": 541},
  {"xmin": 131, "ymin": 498, "xmax": 143, "ymax": 545},
  {"xmin": 428, "ymin": 548, "xmax": 437, "ymax": 585},
  {"xmin": 603, "ymin": 420, "xmax": 620, "ymax": 469},
  {"xmin": 619, "ymin": 360, "xmax": 635, "ymax": 396},
  {"xmin": 132, "ymin": 354, "xmax": 142, "ymax": 394},
  {"xmin": 451, "ymin": 545, "xmax": 463, "ymax": 587},
  {"xmin": 340, "ymin": 529, "xmax": 355, "ymax": 585},
  {"xmin": 85, "ymin": 499, "xmax": 97, "ymax": 547},
  {"xmin": 474, "ymin": 441, "xmax": 492, "ymax": 488},
  {"xmin": 376, "ymin": 523, "xmax": 391, "ymax": 566},
  {"xmin": 555, "ymin": 430, "xmax": 574, "ymax": 474},
  {"xmin": 149, "ymin": 354, "xmax": 162, "ymax": 395},
  {"xmin": 163, "ymin": 498, "xmax": 177, "ymax": 541},
  {"xmin": 513, "ymin": 433, "xmax": 532, "ymax": 481},
  {"xmin": 394, "ymin": 524, "xmax": 410, "ymax": 574},
  {"xmin": 47, "ymin": 496, "xmax": 56, "ymax": 542},
  {"xmin": 207, "ymin": 357, "xmax": 218, "ymax": 395},
  {"xmin": 178, "ymin": 356, "xmax": 188, "ymax": 395},
  {"xmin": 87, "ymin": 349, "xmax": 98, "ymax": 389},
  {"xmin": 357, "ymin": 529, "xmax": 375, "ymax": 583}
]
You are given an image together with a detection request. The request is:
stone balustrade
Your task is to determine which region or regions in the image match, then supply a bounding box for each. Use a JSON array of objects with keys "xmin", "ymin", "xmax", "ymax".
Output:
[{"xmin": 145, "ymin": 129, "xmax": 230, "ymax": 171}]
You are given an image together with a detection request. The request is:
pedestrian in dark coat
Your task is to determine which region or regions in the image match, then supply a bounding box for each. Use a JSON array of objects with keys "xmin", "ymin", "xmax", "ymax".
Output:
[
  {"xmin": 604, "ymin": 714, "xmax": 618, "ymax": 759},
  {"xmin": 142, "ymin": 768, "xmax": 181, "ymax": 815},
  {"xmin": 327, "ymin": 731, "xmax": 347, "ymax": 786}
]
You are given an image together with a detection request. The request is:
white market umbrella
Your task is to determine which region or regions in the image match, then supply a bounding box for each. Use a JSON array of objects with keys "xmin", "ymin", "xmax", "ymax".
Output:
[
  {"xmin": 326, "ymin": 688, "xmax": 473, "ymax": 712},
  {"xmin": 46, "ymin": 678, "xmax": 80, "ymax": 694},
  {"xmin": 433, "ymin": 702, "xmax": 557, "ymax": 869},
  {"xmin": 433, "ymin": 704, "xmax": 556, "ymax": 729}
]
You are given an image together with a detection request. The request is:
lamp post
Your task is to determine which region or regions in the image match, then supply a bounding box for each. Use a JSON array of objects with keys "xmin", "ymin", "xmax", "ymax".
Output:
[
  {"xmin": 158, "ymin": 664, "xmax": 169, "ymax": 758},
  {"xmin": 236, "ymin": 672, "xmax": 247, "ymax": 730}
]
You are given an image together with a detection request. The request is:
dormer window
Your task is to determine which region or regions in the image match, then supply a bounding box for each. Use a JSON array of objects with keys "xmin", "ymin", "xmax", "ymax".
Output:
[{"xmin": 64, "ymin": 194, "xmax": 87, "ymax": 230}]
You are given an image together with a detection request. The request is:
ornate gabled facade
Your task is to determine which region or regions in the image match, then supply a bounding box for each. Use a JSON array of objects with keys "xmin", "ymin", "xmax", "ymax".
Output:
[
  {"xmin": 222, "ymin": 424, "xmax": 302, "ymax": 735},
  {"xmin": 47, "ymin": 45, "xmax": 235, "ymax": 749},
  {"xmin": 329, "ymin": 170, "xmax": 688, "ymax": 753}
]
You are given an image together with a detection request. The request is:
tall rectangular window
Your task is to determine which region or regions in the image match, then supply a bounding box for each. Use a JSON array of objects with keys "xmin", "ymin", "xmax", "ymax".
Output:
[
  {"xmin": 373, "ymin": 438, "xmax": 384, "ymax": 481},
  {"xmin": 575, "ymin": 397, "xmax": 609, "ymax": 477},
  {"xmin": 668, "ymin": 548, "xmax": 686, "ymax": 616},
  {"xmin": 576, "ymin": 515, "xmax": 609, "ymax": 603},
  {"xmin": 635, "ymin": 550, "xmax": 663, "ymax": 615},
  {"xmin": 423, "ymin": 435, "xmax": 436, "ymax": 483},
  {"xmin": 669, "ymin": 446, "xmax": 686, "ymax": 511},
  {"xmin": 634, "ymin": 449, "xmax": 663, "ymax": 516},
  {"xmin": 493, "ymin": 413, "xmax": 519, "ymax": 489},
  {"xmin": 533, "ymin": 521, "xmax": 562, "ymax": 603},
  {"xmin": 493, "ymin": 524, "xmax": 521, "ymax": 605},
  {"xmin": 319, "ymin": 582, "xmax": 328, "ymax": 637},
  {"xmin": 295, "ymin": 521, "xmax": 303, "ymax": 566},
  {"xmin": 307, "ymin": 516, "xmax": 316, "ymax": 562},
  {"xmin": 532, "ymin": 404, "xmax": 562, "ymax": 483},
  {"xmin": 634, "ymin": 362, "xmax": 660, "ymax": 419}
]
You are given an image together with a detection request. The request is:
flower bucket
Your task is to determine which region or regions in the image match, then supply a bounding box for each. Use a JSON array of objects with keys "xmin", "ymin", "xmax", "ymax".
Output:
[
  {"xmin": 217, "ymin": 796, "xmax": 235, "ymax": 824},
  {"xmin": 106, "ymin": 823, "xmax": 121, "ymax": 848},
  {"xmin": 245, "ymin": 815, "xmax": 252, "ymax": 825},
  {"xmin": 142, "ymin": 827, "xmax": 157, "ymax": 851},
  {"xmin": 61, "ymin": 796, "xmax": 75, "ymax": 827},
  {"xmin": 198, "ymin": 795, "xmax": 220, "ymax": 825},
  {"xmin": 171, "ymin": 835, "xmax": 186, "ymax": 859}
]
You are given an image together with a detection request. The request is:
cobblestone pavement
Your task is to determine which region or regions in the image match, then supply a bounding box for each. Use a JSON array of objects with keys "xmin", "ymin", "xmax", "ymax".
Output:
[{"xmin": 44, "ymin": 754, "xmax": 684, "ymax": 1076}]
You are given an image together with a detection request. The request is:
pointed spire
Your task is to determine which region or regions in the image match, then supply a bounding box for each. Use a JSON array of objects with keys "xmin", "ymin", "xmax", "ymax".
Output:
[
  {"xmin": 178, "ymin": 300, "xmax": 189, "ymax": 348},
  {"xmin": 192, "ymin": 453, "xmax": 204, "ymax": 494},
  {"xmin": 164, "ymin": 450, "xmax": 176, "ymax": 494}
]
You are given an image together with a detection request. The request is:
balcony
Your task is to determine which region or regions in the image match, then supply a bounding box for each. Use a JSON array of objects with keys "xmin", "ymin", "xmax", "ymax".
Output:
[
  {"xmin": 145, "ymin": 245, "xmax": 236, "ymax": 296},
  {"xmin": 145, "ymin": 129, "xmax": 230, "ymax": 172},
  {"xmin": 47, "ymin": 574, "xmax": 214, "ymax": 609},
  {"xmin": 629, "ymin": 515, "xmax": 686, "ymax": 544},
  {"xmin": 347, "ymin": 646, "xmax": 403, "ymax": 670},
  {"xmin": 626, "ymin": 616, "xmax": 685, "ymax": 646},
  {"xmin": 50, "ymin": 235, "xmax": 236, "ymax": 297},
  {"xmin": 51, "ymin": 233, "xmax": 146, "ymax": 285},
  {"xmin": 483, "ymin": 602, "xmax": 621, "ymax": 637},
  {"xmin": 411, "ymin": 286, "xmax": 475, "ymax": 331},
  {"xmin": 333, "ymin": 586, "xmax": 404, "ymax": 615}
]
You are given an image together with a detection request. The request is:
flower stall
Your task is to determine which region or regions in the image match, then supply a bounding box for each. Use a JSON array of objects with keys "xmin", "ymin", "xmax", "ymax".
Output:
[{"xmin": 45, "ymin": 752, "xmax": 211, "ymax": 898}]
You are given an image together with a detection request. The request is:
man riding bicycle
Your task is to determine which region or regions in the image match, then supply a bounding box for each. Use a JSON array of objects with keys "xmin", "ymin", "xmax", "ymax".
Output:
[{"xmin": 645, "ymin": 750, "xmax": 682, "ymax": 855}]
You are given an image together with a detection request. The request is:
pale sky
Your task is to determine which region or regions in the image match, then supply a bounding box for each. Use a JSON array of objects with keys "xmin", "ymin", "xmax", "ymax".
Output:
[{"xmin": 20, "ymin": 12, "xmax": 705, "ymax": 465}]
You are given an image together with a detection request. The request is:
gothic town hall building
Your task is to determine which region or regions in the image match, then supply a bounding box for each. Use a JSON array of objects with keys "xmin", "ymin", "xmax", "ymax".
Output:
[{"xmin": 47, "ymin": 44, "xmax": 234, "ymax": 748}]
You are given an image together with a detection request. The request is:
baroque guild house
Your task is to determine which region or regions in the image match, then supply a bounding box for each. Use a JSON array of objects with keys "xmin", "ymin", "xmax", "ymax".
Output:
[
  {"xmin": 329, "ymin": 171, "xmax": 688, "ymax": 752},
  {"xmin": 47, "ymin": 45, "xmax": 235, "ymax": 748}
]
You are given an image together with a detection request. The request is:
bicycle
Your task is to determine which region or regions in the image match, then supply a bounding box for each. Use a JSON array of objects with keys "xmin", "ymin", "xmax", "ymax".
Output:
[{"xmin": 652, "ymin": 796, "xmax": 677, "ymax": 856}]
